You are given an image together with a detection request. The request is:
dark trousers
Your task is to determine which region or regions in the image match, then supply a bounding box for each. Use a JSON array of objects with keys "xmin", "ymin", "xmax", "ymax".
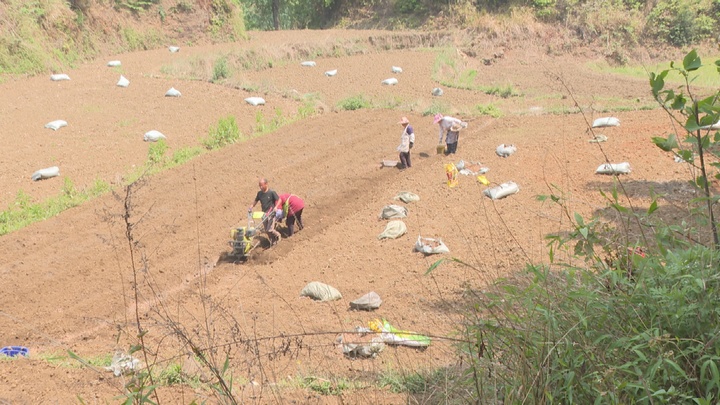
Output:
[
  {"xmin": 445, "ymin": 142, "xmax": 458, "ymax": 154},
  {"xmin": 399, "ymin": 151, "xmax": 411, "ymax": 168},
  {"xmin": 287, "ymin": 209, "xmax": 304, "ymax": 236}
]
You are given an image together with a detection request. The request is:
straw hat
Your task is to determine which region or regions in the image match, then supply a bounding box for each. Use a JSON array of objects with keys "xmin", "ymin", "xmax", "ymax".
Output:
[
  {"xmin": 450, "ymin": 122, "xmax": 464, "ymax": 132},
  {"xmin": 433, "ymin": 113, "xmax": 443, "ymax": 124},
  {"xmin": 398, "ymin": 117, "xmax": 410, "ymax": 125}
]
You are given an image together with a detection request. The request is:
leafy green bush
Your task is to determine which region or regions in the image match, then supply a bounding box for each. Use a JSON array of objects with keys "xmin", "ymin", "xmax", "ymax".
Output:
[
  {"xmin": 212, "ymin": 56, "xmax": 230, "ymax": 82},
  {"xmin": 147, "ymin": 139, "xmax": 168, "ymax": 165},
  {"xmin": 170, "ymin": 146, "xmax": 203, "ymax": 166},
  {"xmin": 336, "ymin": 94, "xmax": 371, "ymax": 111},
  {"xmin": 202, "ymin": 115, "xmax": 241, "ymax": 150}
]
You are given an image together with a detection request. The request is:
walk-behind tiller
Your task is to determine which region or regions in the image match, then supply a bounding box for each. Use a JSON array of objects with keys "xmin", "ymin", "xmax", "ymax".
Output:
[{"xmin": 228, "ymin": 210, "xmax": 267, "ymax": 259}]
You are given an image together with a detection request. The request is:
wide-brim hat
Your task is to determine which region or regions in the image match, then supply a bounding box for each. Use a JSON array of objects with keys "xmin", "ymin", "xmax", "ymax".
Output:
[
  {"xmin": 433, "ymin": 113, "xmax": 443, "ymax": 124},
  {"xmin": 398, "ymin": 117, "xmax": 410, "ymax": 125},
  {"xmin": 450, "ymin": 123, "xmax": 464, "ymax": 132}
]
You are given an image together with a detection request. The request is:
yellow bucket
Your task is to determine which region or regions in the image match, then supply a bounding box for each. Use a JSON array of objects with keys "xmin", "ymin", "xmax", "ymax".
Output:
[{"xmin": 436, "ymin": 144, "xmax": 446, "ymax": 155}]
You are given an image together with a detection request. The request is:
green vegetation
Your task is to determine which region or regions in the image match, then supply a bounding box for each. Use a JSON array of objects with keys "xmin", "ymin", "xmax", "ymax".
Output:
[
  {"xmin": 336, "ymin": 94, "xmax": 372, "ymax": 111},
  {"xmin": 473, "ymin": 103, "xmax": 502, "ymax": 117},
  {"xmin": 254, "ymin": 108, "xmax": 287, "ymax": 134},
  {"xmin": 202, "ymin": 115, "xmax": 242, "ymax": 150},
  {"xmin": 212, "ymin": 55, "xmax": 230, "ymax": 82},
  {"xmin": 422, "ymin": 100, "xmax": 450, "ymax": 116},
  {"xmin": 0, "ymin": 178, "xmax": 110, "ymax": 236},
  {"xmin": 432, "ymin": 49, "xmax": 521, "ymax": 96},
  {"xmin": 299, "ymin": 376, "xmax": 353, "ymax": 396},
  {"xmin": 588, "ymin": 59, "xmax": 720, "ymax": 89}
]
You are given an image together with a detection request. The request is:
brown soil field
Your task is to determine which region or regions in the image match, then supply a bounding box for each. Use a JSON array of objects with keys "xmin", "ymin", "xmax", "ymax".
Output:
[{"xmin": 0, "ymin": 29, "xmax": 704, "ymax": 403}]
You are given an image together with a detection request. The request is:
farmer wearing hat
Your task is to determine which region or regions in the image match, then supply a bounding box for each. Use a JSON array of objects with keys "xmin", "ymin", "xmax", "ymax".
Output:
[
  {"xmin": 434, "ymin": 114, "xmax": 466, "ymax": 155},
  {"xmin": 397, "ymin": 116, "xmax": 415, "ymax": 169}
]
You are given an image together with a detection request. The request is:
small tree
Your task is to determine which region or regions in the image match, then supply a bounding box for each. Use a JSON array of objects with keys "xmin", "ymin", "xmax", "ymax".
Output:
[{"xmin": 650, "ymin": 50, "xmax": 720, "ymax": 247}]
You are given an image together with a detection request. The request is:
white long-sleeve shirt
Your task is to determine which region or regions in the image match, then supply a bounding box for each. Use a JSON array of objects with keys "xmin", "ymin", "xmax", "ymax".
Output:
[{"xmin": 438, "ymin": 116, "xmax": 463, "ymax": 143}]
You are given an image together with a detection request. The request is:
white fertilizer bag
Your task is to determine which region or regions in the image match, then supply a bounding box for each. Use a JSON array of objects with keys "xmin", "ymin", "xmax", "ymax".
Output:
[
  {"xmin": 144, "ymin": 130, "xmax": 166, "ymax": 142},
  {"xmin": 300, "ymin": 282, "xmax": 342, "ymax": 302},
  {"xmin": 391, "ymin": 66, "xmax": 403, "ymax": 73},
  {"xmin": 378, "ymin": 220, "xmax": 407, "ymax": 240},
  {"xmin": 381, "ymin": 78, "xmax": 398, "ymax": 85},
  {"xmin": 45, "ymin": 120, "xmax": 67, "ymax": 131},
  {"xmin": 432, "ymin": 87, "xmax": 444, "ymax": 96},
  {"xmin": 165, "ymin": 87, "xmax": 181, "ymax": 97},
  {"xmin": 394, "ymin": 191, "xmax": 420, "ymax": 203},
  {"xmin": 324, "ymin": 69, "xmax": 338, "ymax": 77},
  {"xmin": 301, "ymin": 61, "xmax": 317, "ymax": 67},
  {"xmin": 596, "ymin": 162, "xmax": 631, "ymax": 175},
  {"xmin": 380, "ymin": 205, "xmax": 408, "ymax": 219},
  {"xmin": 415, "ymin": 236, "xmax": 450, "ymax": 255},
  {"xmin": 592, "ymin": 117, "xmax": 620, "ymax": 128},
  {"xmin": 496, "ymin": 144, "xmax": 517, "ymax": 158},
  {"xmin": 244, "ymin": 97, "xmax": 266, "ymax": 106},
  {"xmin": 31, "ymin": 166, "xmax": 59, "ymax": 181},
  {"xmin": 107, "ymin": 60, "xmax": 121, "ymax": 67},
  {"xmin": 168, "ymin": 46, "xmax": 180, "ymax": 53},
  {"xmin": 117, "ymin": 75, "xmax": 129, "ymax": 88},
  {"xmin": 50, "ymin": 74, "xmax": 70, "ymax": 81},
  {"xmin": 484, "ymin": 182, "xmax": 520, "ymax": 200}
]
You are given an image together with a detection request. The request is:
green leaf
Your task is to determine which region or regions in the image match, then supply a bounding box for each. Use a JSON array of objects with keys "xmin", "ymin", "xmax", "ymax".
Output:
[
  {"xmin": 129, "ymin": 344, "xmax": 143, "ymax": 354},
  {"xmin": 647, "ymin": 200, "xmax": 658, "ymax": 215},
  {"xmin": 650, "ymin": 70, "xmax": 668, "ymax": 96},
  {"xmin": 652, "ymin": 134, "xmax": 679, "ymax": 152},
  {"xmin": 683, "ymin": 49, "xmax": 701, "ymax": 71},
  {"xmin": 678, "ymin": 149, "xmax": 693, "ymax": 162},
  {"xmin": 425, "ymin": 259, "xmax": 445, "ymax": 275},
  {"xmin": 579, "ymin": 227, "xmax": 589, "ymax": 239},
  {"xmin": 574, "ymin": 212, "xmax": 584, "ymax": 227},
  {"xmin": 670, "ymin": 93, "xmax": 686, "ymax": 110}
]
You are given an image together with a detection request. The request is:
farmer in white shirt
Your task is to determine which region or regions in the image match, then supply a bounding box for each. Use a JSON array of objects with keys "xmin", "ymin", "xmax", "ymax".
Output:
[{"xmin": 434, "ymin": 114, "xmax": 467, "ymax": 154}]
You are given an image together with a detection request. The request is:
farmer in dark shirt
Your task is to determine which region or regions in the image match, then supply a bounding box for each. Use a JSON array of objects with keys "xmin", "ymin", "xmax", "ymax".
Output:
[{"xmin": 248, "ymin": 178, "xmax": 282, "ymax": 244}]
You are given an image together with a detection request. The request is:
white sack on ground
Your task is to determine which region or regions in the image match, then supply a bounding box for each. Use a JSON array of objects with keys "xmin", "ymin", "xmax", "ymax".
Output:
[
  {"xmin": 168, "ymin": 46, "xmax": 180, "ymax": 53},
  {"xmin": 117, "ymin": 75, "xmax": 130, "ymax": 87},
  {"xmin": 596, "ymin": 162, "xmax": 631, "ymax": 175},
  {"xmin": 45, "ymin": 120, "xmax": 67, "ymax": 131},
  {"xmin": 107, "ymin": 60, "xmax": 121, "ymax": 67},
  {"xmin": 50, "ymin": 74, "xmax": 70, "ymax": 81},
  {"xmin": 394, "ymin": 192, "xmax": 420, "ymax": 203},
  {"xmin": 592, "ymin": 117, "xmax": 620, "ymax": 128},
  {"xmin": 301, "ymin": 61, "xmax": 316, "ymax": 67},
  {"xmin": 350, "ymin": 292, "xmax": 382, "ymax": 310},
  {"xmin": 105, "ymin": 352, "xmax": 141, "ymax": 377},
  {"xmin": 381, "ymin": 78, "xmax": 398, "ymax": 85},
  {"xmin": 432, "ymin": 87, "xmax": 444, "ymax": 96},
  {"xmin": 378, "ymin": 220, "xmax": 407, "ymax": 240},
  {"xmin": 300, "ymin": 281, "xmax": 342, "ymax": 302},
  {"xmin": 379, "ymin": 205, "xmax": 408, "ymax": 219},
  {"xmin": 31, "ymin": 166, "xmax": 59, "ymax": 181},
  {"xmin": 391, "ymin": 66, "xmax": 403, "ymax": 73},
  {"xmin": 496, "ymin": 144, "xmax": 517, "ymax": 158},
  {"xmin": 484, "ymin": 181, "xmax": 520, "ymax": 200},
  {"xmin": 144, "ymin": 130, "xmax": 166, "ymax": 142},
  {"xmin": 165, "ymin": 87, "xmax": 181, "ymax": 97},
  {"xmin": 414, "ymin": 236, "xmax": 450, "ymax": 255},
  {"xmin": 324, "ymin": 69, "xmax": 338, "ymax": 77},
  {"xmin": 244, "ymin": 97, "xmax": 266, "ymax": 106}
]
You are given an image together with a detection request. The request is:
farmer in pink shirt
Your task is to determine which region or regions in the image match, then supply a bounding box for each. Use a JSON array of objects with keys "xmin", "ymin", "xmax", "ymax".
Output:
[{"xmin": 275, "ymin": 193, "xmax": 305, "ymax": 237}]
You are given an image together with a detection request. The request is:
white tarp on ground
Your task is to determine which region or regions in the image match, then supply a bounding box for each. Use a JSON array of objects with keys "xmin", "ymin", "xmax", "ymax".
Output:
[{"xmin": 394, "ymin": 192, "xmax": 420, "ymax": 203}]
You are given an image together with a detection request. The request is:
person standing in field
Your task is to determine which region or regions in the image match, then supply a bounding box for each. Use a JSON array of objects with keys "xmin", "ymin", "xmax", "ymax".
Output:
[
  {"xmin": 248, "ymin": 178, "xmax": 282, "ymax": 245},
  {"xmin": 397, "ymin": 116, "xmax": 415, "ymax": 169}
]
